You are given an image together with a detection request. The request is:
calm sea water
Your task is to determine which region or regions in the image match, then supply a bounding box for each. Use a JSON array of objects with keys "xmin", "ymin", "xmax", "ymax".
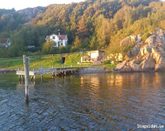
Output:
[{"xmin": 0, "ymin": 73, "xmax": 164, "ymax": 130}]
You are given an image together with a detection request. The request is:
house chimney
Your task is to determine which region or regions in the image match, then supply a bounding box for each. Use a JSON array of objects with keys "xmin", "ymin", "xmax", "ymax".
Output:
[{"xmin": 58, "ymin": 29, "xmax": 60, "ymax": 36}]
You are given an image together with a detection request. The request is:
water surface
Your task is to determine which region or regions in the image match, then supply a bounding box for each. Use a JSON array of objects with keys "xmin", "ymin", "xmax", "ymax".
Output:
[{"xmin": 0, "ymin": 73, "xmax": 164, "ymax": 130}]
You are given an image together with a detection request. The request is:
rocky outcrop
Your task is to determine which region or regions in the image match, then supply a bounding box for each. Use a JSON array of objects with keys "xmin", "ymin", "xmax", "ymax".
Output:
[
  {"xmin": 107, "ymin": 53, "xmax": 124, "ymax": 62},
  {"xmin": 120, "ymin": 35, "xmax": 142, "ymax": 47},
  {"xmin": 17, "ymin": 7, "xmax": 45, "ymax": 22},
  {"xmin": 115, "ymin": 29, "xmax": 165, "ymax": 72}
]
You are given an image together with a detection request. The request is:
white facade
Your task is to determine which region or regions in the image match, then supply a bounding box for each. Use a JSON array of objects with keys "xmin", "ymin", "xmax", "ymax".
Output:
[
  {"xmin": 47, "ymin": 34, "xmax": 68, "ymax": 47},
  {"xmin": 88, "ymin": 50, "xmax": 100, "ymax": 59}
]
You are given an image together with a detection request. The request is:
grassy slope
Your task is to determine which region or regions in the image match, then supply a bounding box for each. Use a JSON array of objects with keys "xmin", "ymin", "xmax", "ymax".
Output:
[{"xmin": 0, "ymin": 53, "xmax": 93, "ymax": 70}]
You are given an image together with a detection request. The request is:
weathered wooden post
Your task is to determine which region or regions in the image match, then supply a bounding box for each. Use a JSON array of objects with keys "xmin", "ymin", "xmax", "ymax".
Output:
[{"xmin": 23, "ymin": 55, "xmax": 29, "ymax": 104}]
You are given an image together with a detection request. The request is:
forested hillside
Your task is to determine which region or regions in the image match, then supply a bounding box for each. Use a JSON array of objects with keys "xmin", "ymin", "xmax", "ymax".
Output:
[{"xmin": 0, "ymin": 0, "xmax": 165, "ymax": 57}]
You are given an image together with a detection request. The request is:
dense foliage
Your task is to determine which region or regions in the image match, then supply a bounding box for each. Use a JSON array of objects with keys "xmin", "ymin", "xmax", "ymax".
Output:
[{"xmin": 0, "ymin": 0, "xmax": 164, "ymax": 57}]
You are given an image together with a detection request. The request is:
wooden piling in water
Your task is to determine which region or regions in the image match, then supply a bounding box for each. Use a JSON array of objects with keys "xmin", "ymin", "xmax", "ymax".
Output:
[{"xmin": 23, "ymin": 55, "xmax": 29, "ymax": 104}]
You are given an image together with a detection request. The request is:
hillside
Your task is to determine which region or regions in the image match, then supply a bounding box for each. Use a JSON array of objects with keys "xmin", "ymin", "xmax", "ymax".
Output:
[
  {"xmin": 0, "ymin": 7, "xmax": 45, "ymax": 34},
  {"xmin": 0, "ymin": 0, "xmax": 165, "ymax": 57}
]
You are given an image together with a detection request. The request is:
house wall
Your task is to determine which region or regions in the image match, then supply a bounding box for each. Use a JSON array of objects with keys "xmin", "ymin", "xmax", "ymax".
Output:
[
  {"xmin": 50, "ymin": 35, "xmax": 59, "ymax": 42},
  {"xmin": 81, "ymin": 50, "xmax": 105, "ymax": 64},
  {"xmin": 62, "ymin": 40, "xmax": 67, "ymax": 46},
  {"xmin": 88, "ymin": 51, "xmax": 99, "ymax": 59}
]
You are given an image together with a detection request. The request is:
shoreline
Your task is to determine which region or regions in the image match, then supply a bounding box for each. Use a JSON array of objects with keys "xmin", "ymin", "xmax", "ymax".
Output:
[
  {"xmin": 0, "ymin": 67, "xmax": 112, "ymax": 75},
  {"xmin": 1, "ymin": 67, "xmax": 163, "ymax": 75},
  {"xmin": 0, "ymin": 69, "xmax": 16, "ymax": 74},
  {"xmin": 78, "ymin": 67, "xmax": 112, "ymax": 74}
]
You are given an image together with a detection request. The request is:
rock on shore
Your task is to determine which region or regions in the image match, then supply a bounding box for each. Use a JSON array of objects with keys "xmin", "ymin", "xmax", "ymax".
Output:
[{"xmin": 115, "ymin": 28, "xmax": 165, "ymax": 72}]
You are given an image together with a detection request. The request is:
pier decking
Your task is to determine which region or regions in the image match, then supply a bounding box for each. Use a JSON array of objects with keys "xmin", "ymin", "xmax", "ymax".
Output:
[{"xmin": 16, "ymin": 67, "xmax": 79, "ymax": 80}]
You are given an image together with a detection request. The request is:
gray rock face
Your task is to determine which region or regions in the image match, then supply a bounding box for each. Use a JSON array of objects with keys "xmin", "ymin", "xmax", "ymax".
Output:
[
  {"xmin": 115, "ymin": 29, "xmax": 165, "ymax": 72},
  {"xmin": 17, "ymin": 7, "xmax": 45, "ymax": 22}
]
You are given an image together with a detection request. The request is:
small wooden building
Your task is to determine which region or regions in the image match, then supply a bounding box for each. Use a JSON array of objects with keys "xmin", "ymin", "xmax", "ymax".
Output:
[{"xmin": 81, "ymin": 50, "xmax": 105, "ymax": 64}]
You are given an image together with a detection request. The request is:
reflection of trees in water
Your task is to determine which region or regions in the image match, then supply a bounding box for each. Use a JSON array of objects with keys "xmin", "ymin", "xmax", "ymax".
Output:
[
  {"xmin": 0, "ymin": 73, "xmax": 164, "ymax": 129},
  {"xmin": 0, "ymin": 73, "xmax": 17, "ymax": 89},
  {"xmin": 17, "ymin": 80, "xmax": 36, "ymax": 89},
  {"xmin": 106, "ymin": 73, "xmax": 163, "ymax": 89},
  {"xmin": 80, "ymin": 73, "xmax": 164, "ymax": 109},
  {"xmin": 80, "ymin": 75, "xmax": 100, "ymax": 87}
]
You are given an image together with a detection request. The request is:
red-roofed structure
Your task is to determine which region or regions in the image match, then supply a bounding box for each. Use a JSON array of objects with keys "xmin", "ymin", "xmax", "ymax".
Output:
[{"xmin": 46, "ymin": 33, "xmax": 68, "ymax": 47}]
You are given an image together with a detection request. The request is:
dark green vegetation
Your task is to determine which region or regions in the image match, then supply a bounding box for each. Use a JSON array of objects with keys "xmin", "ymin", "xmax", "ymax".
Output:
[{"xmin": 0, "ymin": 0, "xmax": 165, "ymax": 57}]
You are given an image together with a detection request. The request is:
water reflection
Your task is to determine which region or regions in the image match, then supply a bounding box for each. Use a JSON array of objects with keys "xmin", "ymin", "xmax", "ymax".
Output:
[
  {"xmin": 0, "ymin": 73, "xmax": 164, "ymax": 130},
  {"xmin": 78, "ymin": 73, "xmax": 165, "ymax": 129}
]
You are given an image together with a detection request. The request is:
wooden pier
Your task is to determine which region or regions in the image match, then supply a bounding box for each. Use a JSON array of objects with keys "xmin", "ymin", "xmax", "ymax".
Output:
[{"xmin": 16, "ymin": 67, "xmax": 79, "ymax": 80}]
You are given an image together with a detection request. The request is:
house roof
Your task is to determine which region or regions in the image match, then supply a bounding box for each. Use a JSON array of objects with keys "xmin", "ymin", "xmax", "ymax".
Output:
[
  {"xmin": 58, "ymin": 35, "xmax": 67, "ymax": 40},
  {"xmin": 46, "ymin": 34, "xmax": 68, "ymax": 41}
]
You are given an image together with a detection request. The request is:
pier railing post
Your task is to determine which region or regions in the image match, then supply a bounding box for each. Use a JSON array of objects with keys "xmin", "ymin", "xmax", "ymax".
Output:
[{"xmin": 23, "ymin": 55, "xmax": 29, "ymax": 104}]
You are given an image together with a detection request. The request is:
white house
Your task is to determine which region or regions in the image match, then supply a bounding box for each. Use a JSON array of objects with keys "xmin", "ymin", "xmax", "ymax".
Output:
[
  {"xmin": 46, "ymin": 33, "xmax": 68, "ymax": 47},
  {"xmin": 0, "ymin": 38, "xmax": 11, "ymax": 48}
]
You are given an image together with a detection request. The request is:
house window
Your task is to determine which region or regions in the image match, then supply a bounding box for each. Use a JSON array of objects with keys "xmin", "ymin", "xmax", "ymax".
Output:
[
  {"xmin": 58, "ymin": 42, "xmax": 60, "ymax": 47},
  {"xmin": 53, "ymin": 36, "xmax": 55, "ymax": 39}
]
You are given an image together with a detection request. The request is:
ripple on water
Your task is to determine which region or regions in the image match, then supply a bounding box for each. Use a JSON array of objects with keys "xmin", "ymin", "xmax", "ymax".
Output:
[{"xmin": 0, "ymin": 73, "xmax": 164, "ymax": 130}]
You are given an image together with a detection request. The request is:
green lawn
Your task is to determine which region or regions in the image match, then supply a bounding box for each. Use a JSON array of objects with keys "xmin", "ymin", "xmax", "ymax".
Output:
[
  {"xmin": 0, "ymin": 52, "xmax": 116, "ymax": 71},
  {"xmin": 0, "ymin": 53, "xmax": 92, "ymax": 70}
]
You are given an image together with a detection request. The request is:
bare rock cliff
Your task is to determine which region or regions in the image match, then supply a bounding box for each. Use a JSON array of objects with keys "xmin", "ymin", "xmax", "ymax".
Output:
[{"xmin": 115, "ymin": 29, "xmax": 165, "ymax": 72}]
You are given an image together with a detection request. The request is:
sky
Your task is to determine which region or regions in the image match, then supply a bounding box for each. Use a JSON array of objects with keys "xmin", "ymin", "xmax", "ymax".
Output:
[
  {"xmin": 0, "ymin": 0, "xmax": 85, "ymax": 10},
  {"xmin": 0, "ymin": 0, "xmax": 165, "ymax": 10}
]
